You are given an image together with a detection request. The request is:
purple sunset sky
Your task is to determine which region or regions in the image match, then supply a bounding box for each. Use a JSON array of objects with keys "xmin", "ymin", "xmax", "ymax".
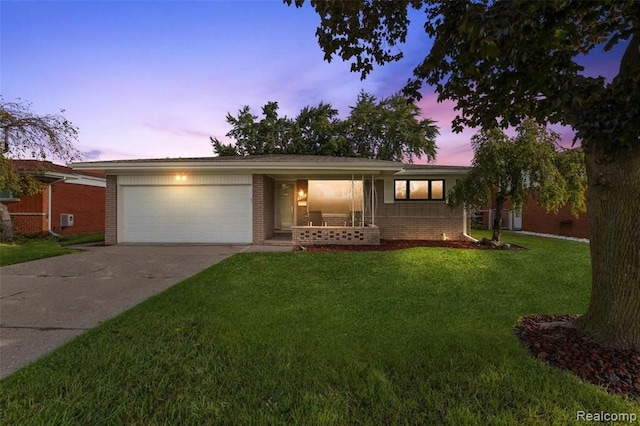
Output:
[{"xmin": 2, "ymin": 1, "xmax": 624, "ymax": 166}]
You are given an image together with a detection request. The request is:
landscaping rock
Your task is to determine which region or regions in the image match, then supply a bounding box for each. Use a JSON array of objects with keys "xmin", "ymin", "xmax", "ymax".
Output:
[
  {"xmin": 480, "ymin": 237, "xmax": 500, "ymax": 248},
  {"xmin": 515, "ymin": 314, "xmax": 640, "ymax": 400}
]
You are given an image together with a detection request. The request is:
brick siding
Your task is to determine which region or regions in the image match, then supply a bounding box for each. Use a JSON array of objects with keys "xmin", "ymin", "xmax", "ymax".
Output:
[
  {"xmin": 374, "ymin": 181, "xmax": 466, "ymax": 240},
  {"xmin": 521, "ymin": 196, "xmax": 590, "ymax": 238},
  {"xmin": 7, "ymin": 182, "xmax": 104, "ymax": 236},
  {"xmin": 50, "ymin": 182, "xmax": 105, "ymax": 235},
  {"xmin": 292, "ymin": 225, "xmax": 380, "ymax": 245},
  {"xmin": 7, "ymin": 191, "xmax": 47, "ymax": 235},
  {"xmin": 105, "ymin": 176, "xmax": 117, "ymax": 245},
  {"xmin": 252, "ymin": 175, "xmax": 274, "ymax": 244},
  {"xmin": 295, "ymin": 180, "xmax": 309, "ymax": 226}
]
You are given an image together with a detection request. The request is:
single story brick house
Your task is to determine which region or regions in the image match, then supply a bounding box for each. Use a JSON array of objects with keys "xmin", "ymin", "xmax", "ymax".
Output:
[
  {"xmin": 2, "ymin": 160, "xmax": 106, "ymax": 236},
  {"xmin": 72, "ymin": 155, "xmax": 472, "ymax": 245}
]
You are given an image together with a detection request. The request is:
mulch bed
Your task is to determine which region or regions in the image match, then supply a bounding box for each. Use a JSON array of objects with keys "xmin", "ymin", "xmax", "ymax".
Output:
[
  {"xmin": 515, "ymin": 314, "xmax": 640, "ymax": 400},
  {"xmin": 296, "ymin": 239, "xmax": 526, "ymax": 252}
]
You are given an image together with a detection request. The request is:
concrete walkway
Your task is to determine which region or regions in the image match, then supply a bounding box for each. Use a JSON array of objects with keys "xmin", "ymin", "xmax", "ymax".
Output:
[{"xmin": 0, "ymin": 244, "xmax": 291, "ymax": 379}]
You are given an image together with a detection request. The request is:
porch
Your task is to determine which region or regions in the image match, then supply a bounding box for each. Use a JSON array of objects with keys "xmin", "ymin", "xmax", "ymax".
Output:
[{"xmin": 274, "ymin": 175, "xmax": 380, "ymax": 246}]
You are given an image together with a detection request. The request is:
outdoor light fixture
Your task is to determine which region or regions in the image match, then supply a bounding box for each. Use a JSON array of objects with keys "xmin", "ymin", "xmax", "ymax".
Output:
[
  {"xmin": 175, "ymin": 174, "xmax": 187, "ymax": 182},
  {"xmin": 297, "ymin": 189, "xmax": 307, "ymax": 206}
]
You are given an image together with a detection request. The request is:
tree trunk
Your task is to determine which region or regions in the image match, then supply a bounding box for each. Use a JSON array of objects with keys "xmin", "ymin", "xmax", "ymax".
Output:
[
  {"xmin": 0, "ymin": 202, "xmax": 14, "ymax": 241},
  {"xmin": 578, "ymin": 145, "xmax": 640, "ymax": 351},
  {"xmin": 492, "ymin": 195, "xmax": 504, "ymax": 241}
]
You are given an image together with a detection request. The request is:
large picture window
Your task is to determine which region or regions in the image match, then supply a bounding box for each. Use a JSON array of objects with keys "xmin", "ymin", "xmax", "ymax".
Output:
[
  {"xmin": 394, "ymin": 179, "xmax": 445, "ymax": 201},
  {"xmin": 308, "ymin": 180, "xmax": 363, "ymax": 214}
]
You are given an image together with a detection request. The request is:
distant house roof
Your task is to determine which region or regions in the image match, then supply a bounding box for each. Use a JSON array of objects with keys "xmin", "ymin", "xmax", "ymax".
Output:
[
  {"xmin": 13, "ymin": 160, "xmax": 105, "ymax": 179},
  {"xmin": 11, "ymin": 160, "xmax": 106, "ymax": 185}
]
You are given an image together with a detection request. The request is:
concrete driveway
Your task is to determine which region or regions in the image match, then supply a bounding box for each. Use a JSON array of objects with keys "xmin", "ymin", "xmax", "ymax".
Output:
[{"xmin": 0, "ymin": 244, "xmax": 290, "ymax": 379}]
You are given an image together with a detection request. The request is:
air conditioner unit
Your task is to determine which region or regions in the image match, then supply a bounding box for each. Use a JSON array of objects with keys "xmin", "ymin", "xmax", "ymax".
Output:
[{"xmin": 60, "ymin": 213, "xmax": 74, "ymax": 227}]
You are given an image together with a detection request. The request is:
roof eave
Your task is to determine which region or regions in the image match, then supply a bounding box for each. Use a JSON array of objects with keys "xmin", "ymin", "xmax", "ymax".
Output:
[
  {"xmin": 395, "ymin": 167, "xmax": 470, "ymax": 176},
  {"xmin": 72, "ymin": 160, "xmax": 404, "ymax": 174}
]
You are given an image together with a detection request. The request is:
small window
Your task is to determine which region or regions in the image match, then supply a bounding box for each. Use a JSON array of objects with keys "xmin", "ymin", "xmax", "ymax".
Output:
[
  {"xmin": 394, "ymin": 180, "xmax": 407, "ymax": 200},
  {"xmin": 394, "ymin": 179, "xmax": 445, "ymax": 201},
  {"xmin": 431, "ymin": 180, "xmax": 444, "ymax": 200},
  {"xmin": 0, "ymin": 191, "xmax": 16, "ymax": 201}
]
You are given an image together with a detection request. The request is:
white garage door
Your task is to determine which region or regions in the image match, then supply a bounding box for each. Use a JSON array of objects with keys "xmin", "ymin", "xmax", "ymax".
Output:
[{"xmin": 121, "ymin": 185, "xmax": 252, "ymax": 243}]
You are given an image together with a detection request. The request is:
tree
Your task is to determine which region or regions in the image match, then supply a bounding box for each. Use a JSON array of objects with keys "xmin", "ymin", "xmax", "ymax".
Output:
[
  {"xmin": 212, "ymin": 91, "xmax": 438, "ymax": 162},
  {"xmin": 287, "ymin": 0, "xmax": 640, "ymax": 350},
  {"xmin": 448, "ymin": 120, "xmax": 587, "ymax": 242},
  {"xmin": 346, "ymin": 91, "xmax": 438, "ymax": 162},
  {"xmin": 211, "ymin": 102, "xmax": 296, "ymax": 156},
  {"xmin": 0, "ymin": 98, "xmax": 80, "ymax": 240},
  {"xmin": 291, "ymin": 102, "xmax": 349, "ymax": 156}
]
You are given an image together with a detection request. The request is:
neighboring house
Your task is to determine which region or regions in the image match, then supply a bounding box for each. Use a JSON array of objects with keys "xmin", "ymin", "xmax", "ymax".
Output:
[
  {"xmin": 2, "ymin": 160, "xmax": 106, "ymax": 236},
  {"xmin": 520, "ymin": 194, "xmax": 590, "ymax": 239},
  {"xmin": 478, "ymin": 192, "xmax": 590, "ymax": 239},
  {"xmin": 72, "ymin": 155, "xmax": 472, "ymax": 246},
  {"xmin": 477, "ymin": 195, "xmax": 523, "ymax": 232}
]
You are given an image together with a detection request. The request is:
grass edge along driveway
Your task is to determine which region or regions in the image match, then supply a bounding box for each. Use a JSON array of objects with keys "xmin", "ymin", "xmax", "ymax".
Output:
[
  {"xmin": 0, "ymin": 233, "xmax": 104, "ymax": 266},
  {"xmin": 0, "ymin": 232, "xmax": 637, "ymax": 424}
]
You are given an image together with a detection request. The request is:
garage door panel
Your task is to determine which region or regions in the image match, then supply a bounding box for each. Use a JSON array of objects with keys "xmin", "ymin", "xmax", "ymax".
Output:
[{"xmin": 121, "ymin": 185, "xmax": 252, "ymax": 243}]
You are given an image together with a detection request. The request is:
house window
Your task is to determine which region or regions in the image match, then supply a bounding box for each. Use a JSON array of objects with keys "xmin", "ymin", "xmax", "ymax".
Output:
[
  {"xmin": 0, "ymin": 191, "xmax": 16, "ymax": 201},
  {"xmin": 394, "ymin": 179, "xmax": 445, "ymax": 201},
  {"xmin": 308, "ymin": 180, "xmax": 363, "ymax": 215}
]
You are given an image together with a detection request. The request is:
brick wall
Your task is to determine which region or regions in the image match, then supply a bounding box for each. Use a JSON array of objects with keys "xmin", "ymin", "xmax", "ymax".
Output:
[
  {"xmin": 374, "ymin": 181, "xmax": 467, "ymax": 240},
  {"xmin": 292, "ymin": 225, "xmax": 380, "ymax": 245},
  {"xmin": 50, "ymin": 182, "xmax": 105, "ymax": 235},
  {"xmin": 7, "ymin": 182, "xmax": 105, "ymax": 236},
  {"xmin": 252, "ymin": 175, "xmax": 275, "ymax": 244},
  {"xmin": 7, "ymin": 191, "xmax": 47, "ymax": 235},
  {"xmin": 296, "ymin": 180, "xmax": 309, "ymax": 226},
  {"xmin": 522, "ymin": 196, "xmax": 590, "ymax": 238},
  {"xmin": 105, "ymin": 176, "xmax": 117, "ymax": 245}
]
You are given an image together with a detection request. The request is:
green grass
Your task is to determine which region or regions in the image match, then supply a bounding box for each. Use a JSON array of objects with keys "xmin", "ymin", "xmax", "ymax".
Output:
[
  {"xmin": 0, "ymin": 233, "xmax": 104, "ymax": 266},
  {"xmin": 0, "ymin": 232, "xmax": 637, "ymax": 424}
]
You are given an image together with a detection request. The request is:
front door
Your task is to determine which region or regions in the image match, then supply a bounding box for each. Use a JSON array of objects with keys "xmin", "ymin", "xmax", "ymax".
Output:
[
  {"xmin": 512, "ymin": 209, "xmax": 523, "ymax": 230},
  {"xmin": 276, "ymin": 183, "xmax": 296, "ymax": 229}
]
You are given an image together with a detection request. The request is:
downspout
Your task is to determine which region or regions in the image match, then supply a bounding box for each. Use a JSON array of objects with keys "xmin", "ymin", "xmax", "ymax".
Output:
[
  {"xmin": 48, "ymin": 178, "xmax": 66, "ymax": 237},
  {"xmin": 462, "ymin": 203, "xmax": 478, "ymax": 242}
]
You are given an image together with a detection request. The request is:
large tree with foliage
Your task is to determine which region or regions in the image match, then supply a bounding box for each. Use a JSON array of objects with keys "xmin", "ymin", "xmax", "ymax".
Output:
[
  {"xmin": 448, "ymin": 120, "xmax": 587, "ymax": 242},
  {"xmin": 0, "ymin": 98, "xmax": 80, "ymax": 240},
  {"xmin": 212, "ymin": 91, "xmax": 438, "ymax": 162},
  {"xmin": 287, "ymin": 0, "xmax": 640, "ymax": 350},
  {"xmin": 345, "ymin": 91, "xmax": 438, "ymax": 161}
]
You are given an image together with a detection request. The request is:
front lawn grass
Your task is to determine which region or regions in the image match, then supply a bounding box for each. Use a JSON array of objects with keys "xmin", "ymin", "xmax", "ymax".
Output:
[
  {"xmin": 0, "ymin": 233, "xmax": 104, "ymax": 266},
  {"xmin": 0, "ymin": 232, "xmax": 637, "ymax": 424}
]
